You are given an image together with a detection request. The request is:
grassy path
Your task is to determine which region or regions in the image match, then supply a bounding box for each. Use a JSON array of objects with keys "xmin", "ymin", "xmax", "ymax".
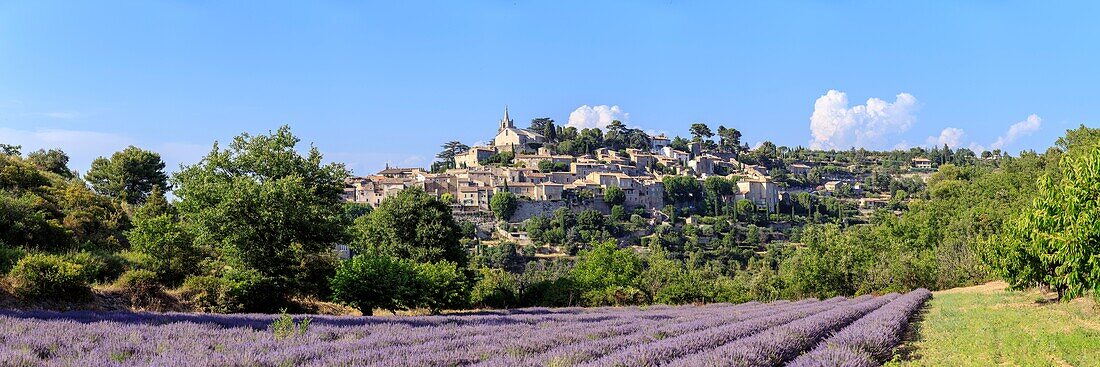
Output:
[{"xmin": 888, "ymin": 281, "xmax": 1100, "ymax": 367}]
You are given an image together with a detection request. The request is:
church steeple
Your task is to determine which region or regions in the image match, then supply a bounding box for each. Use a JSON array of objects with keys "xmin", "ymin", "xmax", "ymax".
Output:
[{"xmin": 499, "ymin": 105, "xmax": 513, "ymax": 131}]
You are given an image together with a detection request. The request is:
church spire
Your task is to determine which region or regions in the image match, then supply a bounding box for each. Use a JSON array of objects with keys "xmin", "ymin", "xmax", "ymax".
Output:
[{"xmin": 499, "ymin": 105, "xmax": 513, "ymax": 131}]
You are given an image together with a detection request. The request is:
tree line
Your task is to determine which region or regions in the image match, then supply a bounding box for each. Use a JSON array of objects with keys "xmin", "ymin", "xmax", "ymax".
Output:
[{"xmin": 1, "ymin": 124, "xmax": 1097, "ymax": 317}]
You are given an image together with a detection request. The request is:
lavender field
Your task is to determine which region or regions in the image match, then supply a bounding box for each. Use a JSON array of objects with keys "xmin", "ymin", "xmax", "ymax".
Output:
[{"xmin": 0, "ymin": 289, "xmax": 929, "ymax": 367}]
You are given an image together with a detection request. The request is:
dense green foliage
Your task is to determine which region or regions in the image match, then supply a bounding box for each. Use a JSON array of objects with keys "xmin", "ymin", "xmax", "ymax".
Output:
[
  {"xmin": 26, "ymin": 149, "xmax": 73, "ymax": 178},
  {"xmin": 1, "ymin": 154, "xmax": 129, "ymax": 251},
  {"xmin": 603, "ymin": 185, "xmax": 625, "ymax": 206},
  {"xmin": 330, "ymin": 253, "xmax": 419, "ymax": 315},
  {"xmin": 983, "ymin": 126, "xmax": 1100, "ymax": 300},
  {"xmin": 7, "ymin": 253, "xmax": 90, "ymax": 301},
  {"xmin": 489, "ymin": 191, "xmax": 517, "ymax": 221},
  {"xmin": 174, "ymin": 126, "xmax": 347, "ymax": 304},
  {"xmin": 84, "ymin": 146, "xmax": 169, "ymax": 205},
  {"xmin": 412, "ymin": 260, "xmax": 471, "ymax": 314},
  {"xmin": 352, "ymin": 187, "xmax": 466, "ymax": 266}
]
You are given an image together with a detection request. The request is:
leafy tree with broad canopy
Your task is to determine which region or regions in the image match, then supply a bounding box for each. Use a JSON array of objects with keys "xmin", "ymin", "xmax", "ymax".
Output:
[
  {"xmin": 603, "ymin": 185, "xmax": 626, "ymax": 206},
  {"xmin": 352, "ymin": 187, "xmax": 467, "ymax": 266},
  {"xmin": 85, "ymin": 146, "xmax": 169, "ymax": 205},
  {"xmin": 330, "ymin": 253, "xmax": 419, "ymax": 316},
  {"xmin": 490, "ymin": 191, "xmax": 518, "ymax": 221},
  {"xmin": 992, "ymin": 143, "xmax": 1100, "ymax": 300},
  {"xmin": 662, "ymin": 175, "xmax": 704, "ymax": 206},
  {"xmin": 173, "ymin": 126, "xmax": 348, "ymax": 301},
  {"xmin": 570, "ymin": 240, "xmax": 643, "ymax": 305}
]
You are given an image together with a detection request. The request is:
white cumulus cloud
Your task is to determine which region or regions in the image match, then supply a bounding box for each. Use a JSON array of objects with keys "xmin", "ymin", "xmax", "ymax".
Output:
[
  {"xmin": 809, "ymin": 90, "xmax": 919, "ymax": 150},
  {"xmin": 926, "ymin": 127, "xmax": 966, "ymax": 148},
  {"xmin": 990, "ymin": 114, "xmax": 1041, "ymax": 150},
  {"xmin": 567, "ymin": 105, "xmax": 629, "ymax": 130}
]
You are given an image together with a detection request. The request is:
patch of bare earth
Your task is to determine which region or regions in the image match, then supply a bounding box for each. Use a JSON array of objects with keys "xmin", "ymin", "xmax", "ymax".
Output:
[{"xmin": 933, "ymin": 280, "xmax": 1007, "ymax": 295}]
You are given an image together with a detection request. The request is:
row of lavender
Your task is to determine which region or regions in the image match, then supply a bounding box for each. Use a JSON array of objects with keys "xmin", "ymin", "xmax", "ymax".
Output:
[{"xmin": 0, "ymin": 290, "xmax": 929, "ymax": 367}]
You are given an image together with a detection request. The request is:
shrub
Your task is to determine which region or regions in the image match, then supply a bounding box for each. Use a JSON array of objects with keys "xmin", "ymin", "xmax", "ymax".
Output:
[
  {"xmin": 178, "ymin": 267, "xmax": 279, "ymax": 313},
  {"xmin": 64, "ymin": 250, "xmax": 126, "ymax": 284},
  {"xmin": 270, "ymin": 309, "xmax": 311, "ymax": 339},
  {"xmin": 115, "ymin": 269, "xmax": 162, "ymax": 308},
  {"xmin": 603, "ymin": 186, "xmax": 626, "ymax": 206},
  {"xmin": 330, "ymin": 253, "xmax": 419, "ymax": 316},
  {"xmin": 470, "ymin": 267, "xmax": 519, "ymax": 309},
  {"xmin": 0, "ymin": 245, "xmax": 26, "ymax": 274},
  {"xmin": 125, "ymin": 212, "xmax": 199, "ymax": 285},
  {"xmin": 584, "ymin": 285, "xmax": 647, "ymax": 307},
  {"xmin": 180, "ymin": 275, "xmax": 226, "ymax": 312},
  {"xmin": 117, "ymin": 250, "xmax": 154, "ymax": 271},
  {"xmin": 7, "ymin": 253, "xmax": 90, "ymax": 300},
  {"xmin": 219, "ymin": 266, "xmax": 280, "ymax": 313}
]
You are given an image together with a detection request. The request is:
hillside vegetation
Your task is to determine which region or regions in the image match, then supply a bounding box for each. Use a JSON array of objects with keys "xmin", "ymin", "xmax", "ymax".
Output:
[{"xmin": 1, "ymin": 124, "xmax": 1098, "ymax": 316}]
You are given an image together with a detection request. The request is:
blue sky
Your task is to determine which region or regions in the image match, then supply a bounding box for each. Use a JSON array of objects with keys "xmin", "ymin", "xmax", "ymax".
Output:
[{"xmin": 1, "ymin": 1, "xmax": 1097, "ymax": 175}]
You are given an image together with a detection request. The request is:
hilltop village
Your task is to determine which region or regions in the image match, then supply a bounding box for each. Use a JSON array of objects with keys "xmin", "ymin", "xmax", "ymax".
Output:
[
  {"xmin": 339, "ymin": 108, "xmax": 973, "ymax": 255},
  {"xmin": 344, "ymin": 108, "xmax": 776, "ymax": 217}
]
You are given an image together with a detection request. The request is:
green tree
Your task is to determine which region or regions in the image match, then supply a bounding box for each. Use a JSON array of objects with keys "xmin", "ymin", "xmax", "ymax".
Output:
[
  {"xmin": 0, "ymin": 154, "xmax": 128, "ymax": 250},
  {"xmin": 85, "ymin": 146, "xmax": 169, "ymax": 205},
  {"xmin": 603, "ymin": 185, "xmax": 626, "ymax": 206},
  {"xmin": 413, "ymin": 260, "xmax": 471, "ymax": 314},
  {"xmin": 993, "ymin": 146, "xmax": 1100, "ymax": 300},
  {"xmin": 471, "ymin": 267, "xmax": 520, "ymax": 308},
  {"xmin": 353, "ymin": 187, "xmax": 466, "ymax": 266},
  {"xmin": 663, "ymin": 175, "xmax": 703, "ymax": 206},
  {"xmin": 530, "ymin": 118, "xmax": 557, "ymax": 142},
  {"xmin": 330, "ymin": 253, "xmax": 419, "ymax": 315},
  {"xmin": 173, "ymin": 126, "xmax": 348, "ymax": 302},
  {"xmin": 689, "ymin": 123, "xmax": 714, "ymax": 142},
  {"xmin": 26, "ymin": 149, "xmax": 73, "ymax": 178},
  {"xmin": 717, "ymin": 126, "xmax": 743, "ymax": 155},
  {"xmin": 610, "ymin": 205, "xmax": 627, "ymax": 222},
  {"xmin": 669, "ymin": 136, "xmax": 690, "ymax": 153},
  {"xmin": 571, "ymin": 241, "xmax": 643, "ymax": 305},
  {"xmin": 435, "ymin": 141, "xmax": 470, "ymax": 171},
  {"xmin": 490, "ymin": 191, "xmax": 518, "ymax": 221},
  {"xmin": 0, "ymin": 144, "xmax": 21, "ymax": 156},
  {"xmin": 126, "ymin": 189, "xmax": 198, "ymax": 285},
  {"xmin": 703, "ymin": 176, "xmax": 735, "ymax": 216}
]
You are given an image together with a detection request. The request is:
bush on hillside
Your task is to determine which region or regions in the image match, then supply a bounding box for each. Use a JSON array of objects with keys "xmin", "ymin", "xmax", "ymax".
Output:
[
  {"xmin": 180, "ymin": 275, "xmax": 226, "ymax": 312},
  {"xmin": 7, "ymin": 253, "xmax": 90, "ymax": 301},
  {"xmin": 470, "ymin": 267, "xmax": 519, "ymax": 309},
  {"xmin": 64, "ymin": 250, "xmax": 126, "ymax": 284},
  {"xmin": 115, "ymin": 269, "xmax": 162, "ymax": 308},
  {"xmin": 179, "ymin": 267, "xmax": 280, "ymax": 313},
  {"xmin": 0, "ymin": 245, "xmax": 26, "ymax": 274},
  {"xmin": 220, "ymin": 266, "xmax": 280, "ymax": 313}
]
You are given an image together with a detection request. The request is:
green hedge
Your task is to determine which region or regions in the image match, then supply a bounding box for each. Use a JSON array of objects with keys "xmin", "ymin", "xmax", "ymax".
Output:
[{"xmin": 8, "ymin": 253, "xmax": 90, "ymax": 300}]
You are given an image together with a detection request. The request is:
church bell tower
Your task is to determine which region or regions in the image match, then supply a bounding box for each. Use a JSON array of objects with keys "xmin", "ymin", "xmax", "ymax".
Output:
[{"xmin": 499, "ymin": 105, "xmax": 513, "ymax": 131}]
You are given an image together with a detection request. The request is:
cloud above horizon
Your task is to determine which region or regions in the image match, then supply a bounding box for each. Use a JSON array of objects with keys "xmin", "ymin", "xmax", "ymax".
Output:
[
  {"xmin": 567, "ymin": 105, "xmax": 629, "ymax": 129},
  {"xmin": 926, "ymin": 127, "xmax": 966, "ymax": 148},
  {"xmin": 990, "ymin": 114, "xmax": 1042, "ymax": 150},
  {"xmin": 809, "ymin": 90, "xmax": 919, "ymax": 150}
]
